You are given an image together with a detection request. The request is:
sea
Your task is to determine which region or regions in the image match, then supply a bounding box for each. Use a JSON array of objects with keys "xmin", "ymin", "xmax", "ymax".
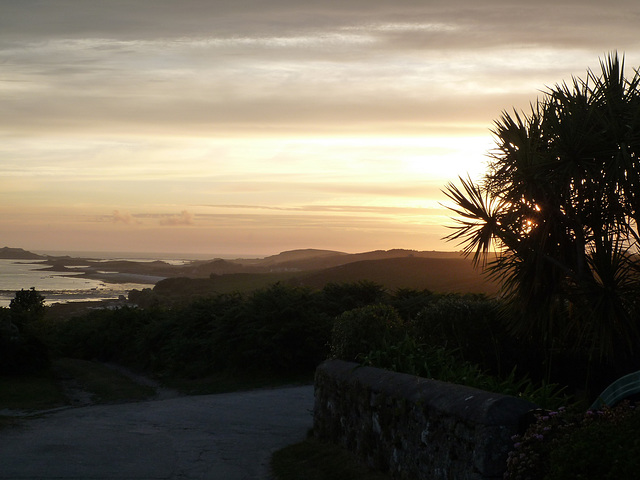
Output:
[{"xmin": 0, "ymin": 251, "xmax": 213, "ymax": 308}]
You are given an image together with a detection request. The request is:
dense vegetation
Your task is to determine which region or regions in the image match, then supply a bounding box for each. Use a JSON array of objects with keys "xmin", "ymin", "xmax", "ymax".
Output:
[
  {"xmin": 2, "ymin": 277, "xmax": 638, "ymax": 478},
  {"xmin": 2, "ymin": 281, "xmax": 577, "ymax": 403},
  {"xmin": 444, "ymin": 54, "xmax": 640, "ymax": 378}
]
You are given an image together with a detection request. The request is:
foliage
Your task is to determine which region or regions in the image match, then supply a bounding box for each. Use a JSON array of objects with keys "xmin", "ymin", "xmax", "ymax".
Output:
[
  {"xmin": 443, "ymin": 54, "xmax": 640, "ymax": 364},
  {"xmin": 0, "ymin": 321, "xmax": 50, "ymax": 375},
  {"xmin": 410, "ymin": 295, "xmax": 507, "ymax": 371},
  {"xmin": 321, "ymin": 281, "xmax": 388, "ymax": 317},
  {"xmin": 505, "ymin": 401, "xmax": 640, "ymax": 480},
  {"xmin": 45, "ymin": 284, "xmax": 333, "ymax": 378},
  {"xmin": 217, "ymin": 283, "xmax": 332, "ymax": 373},
  {"xmin": 0, "ymin": 288, "xmax": 49, "ymax": 375},
  {"xmin": 359, "ymin": 335, "xmax": 567, "ymax": 410},
  {"xmin": 388, "ymin": 288, "xmax": 434, "ymax": 321},
  {"xmin": 330, "ymin": 304, "xmax": 403, "ymax": 362},
  {"xmin": 10, "ymin": 287, "xmax": 45, "ymax": 327}
]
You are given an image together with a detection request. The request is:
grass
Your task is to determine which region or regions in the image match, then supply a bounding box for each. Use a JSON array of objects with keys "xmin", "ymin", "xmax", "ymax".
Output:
[
  {"xmin": 51, "ymin": 358, "xmax": 157, "ymax": 403},
  {"xmin": 0, "ymin": 357, "xmax": 156, "ymax": 419},
  {"xmin": 271, "ymin": 437, "xmax": 392, "ymax": 480},
  {"xmin": 0, "ymin": 369, "xmax": 67, "ymax": 411},
  {"xmin": 161, "ymin": 370, "xmax": 314, "ymax": 395}
]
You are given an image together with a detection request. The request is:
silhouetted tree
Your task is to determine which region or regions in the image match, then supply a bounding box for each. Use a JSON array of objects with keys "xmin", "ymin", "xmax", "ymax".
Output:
[
  {"xmin": 10, "ymin": 287, "xmax": 45, "ymax": 328},
  {"xmin": 443, "ymin": 54, "xmax": 640, "ymax": 366}
]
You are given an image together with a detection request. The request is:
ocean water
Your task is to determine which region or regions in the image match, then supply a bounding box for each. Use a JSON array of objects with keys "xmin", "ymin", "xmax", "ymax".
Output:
[{"xmin": 0, "ymin": 259, "xmax": 154, "ymax": 307}]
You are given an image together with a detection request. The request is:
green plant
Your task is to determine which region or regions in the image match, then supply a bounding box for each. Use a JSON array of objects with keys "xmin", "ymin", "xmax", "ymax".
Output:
[
  {"xmin": 505, "ymin": 401, "xmax": 640, "ymax": 480},
  {"xmin": 0, "ymin": 304, "xmax": 49, "ymax": 376},
  {"xmin": 330, "ymin": 304, "xmax": 403, "ymax": 362},
  {"xmin": 360, "ymin": 335, "xmax": 567, "ymax": 409},
  {"xmin": 388, "ymin": 288, "xmax": 434, "ymax": 321},
  {"xmin": 221, "ymin": 283, "xmax": 332, "ymax": 373},
  {"xmin": 321, "ymin": 281, "xmax": 388, "ymax": 317}
]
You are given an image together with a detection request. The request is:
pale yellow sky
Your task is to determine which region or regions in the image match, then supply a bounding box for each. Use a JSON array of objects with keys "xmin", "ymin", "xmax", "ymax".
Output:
[{"xmin": 2, "ymin": 0, "xmax": 640, "ymax": 256}]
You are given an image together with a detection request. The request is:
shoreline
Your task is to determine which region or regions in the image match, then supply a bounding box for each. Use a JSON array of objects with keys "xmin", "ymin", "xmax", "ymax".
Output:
[{"xmin": 64, "ymin": 272, "xmax": 167, "ymax": 285}]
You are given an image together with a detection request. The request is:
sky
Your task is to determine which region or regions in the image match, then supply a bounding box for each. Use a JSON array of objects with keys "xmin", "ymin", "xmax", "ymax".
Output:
[{"xmin": 2, "ymin": 0, "xmax": 640, "ymax": 257}]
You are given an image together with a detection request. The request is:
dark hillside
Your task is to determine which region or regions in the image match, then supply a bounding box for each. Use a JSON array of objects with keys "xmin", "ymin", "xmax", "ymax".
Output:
[
  {"xmin": 233, "ymin": 249, "xmax": 465, "ymax": 273},
  {"xmin": 295, "ymin": 256, "xmax": 499, "ymax": 295},
  {"xmin": 140, "ymin": 255, "xmax": 498, "ymax": 304},
  {"xmin": 0, "ymin": 247, "xmax": 44, "ymax": 260},
  {"xmin": 252, "ymin": 248, "xmax": 346, "ymax": 266}
]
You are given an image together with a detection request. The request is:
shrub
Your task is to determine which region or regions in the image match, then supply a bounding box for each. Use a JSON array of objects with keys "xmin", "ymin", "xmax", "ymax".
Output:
[
  {"xmin": 0, "ymin": 332, "xmax": 50, "ymax": 375},
  {"xmin": 505, "ymin": 401, "xmax": 640, "ymax": 480},
  {"xmin": 321, "ymin": 281, "xmax": 388, "ymax": 317},
  {"xmin": 410, "ymin": 295, "xmax": 543, "ymax": 380},
  {"xmin": 219, "ymin": 283, "xmax": 332, "ymax": 373},
  {"xmin": 330, "ymin": 304, "xmax": 403, "ymax": 361},
  {"xmin": 359, "ymin": 334, "xmax": 567, "ymax": 409},
  {"xmin": 0, "ymin": 306, "xmax": 49, "ymax": 375},
  {"xmin": 388, "ymin": 288, "xmax": 434, "ymax": 321},
  {"xmin": 42, "ymin": 284, "xmax": 334, "ymax": 377},
  {"xmin": 10, "ymin": 287, "xmax": 46, "ymax": 328}
]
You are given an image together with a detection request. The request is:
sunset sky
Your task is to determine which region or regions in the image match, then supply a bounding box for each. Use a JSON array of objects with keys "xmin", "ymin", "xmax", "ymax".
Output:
[{"xmin": 2, "ymin": 0, "xmax": 640, "ymax": 257}]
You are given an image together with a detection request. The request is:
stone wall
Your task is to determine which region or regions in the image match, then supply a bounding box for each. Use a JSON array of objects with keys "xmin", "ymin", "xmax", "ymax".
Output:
[{"xmin": 313, "ymin": 359, "xmax": 537, "ymax": 480}]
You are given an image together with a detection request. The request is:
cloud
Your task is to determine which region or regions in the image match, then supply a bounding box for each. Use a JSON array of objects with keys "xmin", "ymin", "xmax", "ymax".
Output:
[
  {"xmin": 3, "ymin": 0, "xmax": 639, "ymax": 139},
  {"xmin": 159, "ymin": 210, "xmax": 194, "ymax": 226},
  {"xmin": 111, "ymin": 210, "xmax": 141, "ymax": 225},
  {"xmin": 200, "ymin": 203, "xmax": 443, "ymax": 216}
]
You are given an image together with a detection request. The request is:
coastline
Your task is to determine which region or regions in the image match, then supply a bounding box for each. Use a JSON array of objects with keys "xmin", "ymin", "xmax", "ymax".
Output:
[{"xmin": 66, "ymin": 271, "xmax": 167, "ymax": 285}]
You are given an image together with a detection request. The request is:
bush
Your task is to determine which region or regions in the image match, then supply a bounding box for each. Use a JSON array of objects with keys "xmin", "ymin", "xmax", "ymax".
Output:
[
  {"xmin": 321, "ymin": 281, "xmax": 388, "ymax": 317},
  {"xmin": 218, "ymin": 283, "xmax": 332, "ymax": 373},
  {"xmin": 44, "ymin": 284, "xmax": 332, "ymax": 377},
  {"xmin": 10, "ymin": 287, "xmax": 45, "ymax": 328},
  {"xmin": 505, "ymin": 402, "xmax": 640, "ymax": 480},
  {"xmin": 0, "ymin": 309, "xmax": 49, "ymax": 376},
  {"xmin": 410, "ymin": 295, "xmax": 543, "ymax": 380},
  {"xmin": 388, "ymin": 288, "xmax": 434, "ymax": 321},
  {"xmin": 359, "ymin": 334, "xmax": 567, "ymax": 409},
  {"xmin": 330, "ymin": 304, "xmax": 403, "ymax": 361}
]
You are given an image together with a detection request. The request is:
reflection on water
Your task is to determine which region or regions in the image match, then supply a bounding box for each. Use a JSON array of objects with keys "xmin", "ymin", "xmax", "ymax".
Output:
[{"xmin": 0, "ymin": 259, "xmax": 151, "ymax": 307}]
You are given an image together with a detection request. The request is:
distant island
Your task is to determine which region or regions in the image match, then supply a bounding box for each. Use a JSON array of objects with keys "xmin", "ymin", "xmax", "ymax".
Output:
[
  {"xmin": 0, "ymin": 247, "xmax": 45, "ymax": 260},
  {"xmin": 1, "ymin": 246, "xmax": 497, "ymax": 298}
]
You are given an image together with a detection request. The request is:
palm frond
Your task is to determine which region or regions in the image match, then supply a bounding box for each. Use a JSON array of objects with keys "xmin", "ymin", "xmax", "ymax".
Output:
[{"xmin": 442, "ymin": 176, "xmax": 507, "ymax": 267}]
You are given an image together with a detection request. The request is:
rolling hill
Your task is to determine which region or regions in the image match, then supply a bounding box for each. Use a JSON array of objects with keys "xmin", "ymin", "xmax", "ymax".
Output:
[{"xmin": 150, "ymin": 249, "xmax": 499, "ymax": 298}]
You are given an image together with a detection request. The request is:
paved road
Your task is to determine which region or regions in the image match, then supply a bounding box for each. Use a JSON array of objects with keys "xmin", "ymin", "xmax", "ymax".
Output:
[{"xmin": 0, "ymin": 385, "xmax": 314, "ymax": 480}]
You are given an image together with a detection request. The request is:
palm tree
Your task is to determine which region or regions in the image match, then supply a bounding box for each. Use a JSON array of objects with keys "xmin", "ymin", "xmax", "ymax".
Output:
[{"xmin": 443, "ymin": 54, "xmax": 640, "ymax": 365}]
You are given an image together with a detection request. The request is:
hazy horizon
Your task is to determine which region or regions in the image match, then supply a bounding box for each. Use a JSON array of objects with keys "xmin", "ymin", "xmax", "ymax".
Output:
[
  {"xmin": 22, "ymin": 245, "xmax": 462, "ymax": 261},
  {"xmin": 2, "ymin": 1, "xmax": 640, "ymax": 255}
]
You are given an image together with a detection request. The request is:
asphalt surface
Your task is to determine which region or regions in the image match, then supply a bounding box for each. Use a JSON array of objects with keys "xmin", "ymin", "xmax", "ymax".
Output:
[{"xmin": 0, "ymin": 385, "xmax": 315, "ymax": 480}]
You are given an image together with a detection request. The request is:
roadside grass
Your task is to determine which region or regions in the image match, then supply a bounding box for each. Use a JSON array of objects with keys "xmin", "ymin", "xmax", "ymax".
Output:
[
  {"xmin": 271, "ymin": 437, "xmax": 392, "ymax": 480},
  {"xmin": 0, "ymin": 358, "xmax": 156, "ymax": 418},
  {"xmin": 52, "ymin": 358, "xmax": 156, "ymax": 404},
  {"xmin": 0, "ymin": 369, "xmax": 67, "ymax": 411},
  {"xmin": 161, "ymin": 370, "xmax": 314, "ymax": 395},
  {"xmin": 0, "ymin": 368, "xmax": 68, "ymax": 430}
]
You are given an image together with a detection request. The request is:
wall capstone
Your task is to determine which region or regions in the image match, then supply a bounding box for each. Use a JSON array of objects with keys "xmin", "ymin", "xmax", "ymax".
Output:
[{"xmin": 313, "ymin": 359, "xmax": 537, "ymax": 480}]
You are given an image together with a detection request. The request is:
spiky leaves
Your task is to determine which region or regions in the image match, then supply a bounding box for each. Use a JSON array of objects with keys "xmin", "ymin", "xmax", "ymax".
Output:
[{"xmin": 443, "ymin": 54, "xmax": 640, "ymax": 362}]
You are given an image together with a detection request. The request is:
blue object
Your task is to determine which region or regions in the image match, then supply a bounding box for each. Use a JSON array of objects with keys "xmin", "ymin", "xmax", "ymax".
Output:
[{"xmin": 590, "ymin": 370, "xmax": 640, "ymax": 410}]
